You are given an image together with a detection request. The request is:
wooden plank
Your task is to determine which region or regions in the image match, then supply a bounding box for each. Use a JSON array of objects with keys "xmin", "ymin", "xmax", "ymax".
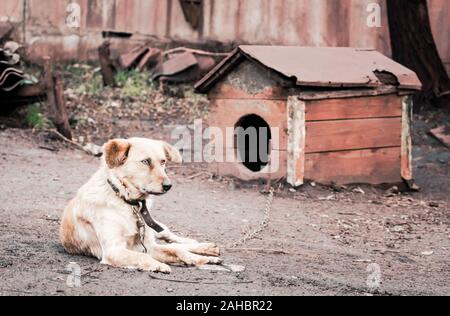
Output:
[
  {"xmin": 401, "ymin": 96, "xmax": 413, "ymax": 181},
  {"xmin": 287, "ymin": 96, "xmax": 306, "ymax": 187},
  {"xmin": 298, "ymin": 86, "xmax": 399, "ymax": 101},
  {"xmin": 305, "ymin": 147, "xmax": 402, "ymax": 185},
  {"xmin": 53, "ymin": 72, "xmax": 72, "ymax": 140},
  {"xmin": 43, "ymin": 56, "xmax": 57, "ymax": 121},
  {"xmin": 98, "ymin": 41, "xmax": 116, "ymax": 87},
  {"xmin": 305, "ymin": 95, "xmax": 403, "ymax": 121},
  {"xmin": 305, "ymin": 118, "xmax": 402, "ymax": 153},
  {"xmin": 44, "ymin": 57, "xmax": 72, "ymax": 139}
]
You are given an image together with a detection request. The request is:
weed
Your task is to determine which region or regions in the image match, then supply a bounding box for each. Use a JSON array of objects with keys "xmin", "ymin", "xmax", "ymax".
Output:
[
  {"xmin": 23, "ymin": 103, "xmax": 52, "ymax": 129},
  {"xmin": 86, "ymin": 73, "xmax": 103, "ymax": 94},
  {"xmin": 115, "ymin": 70, "xmax": 156, "ymax": 98},
  {"xmin": 65, "ymin": 64, "xmax": 104, "ymax": 95}
]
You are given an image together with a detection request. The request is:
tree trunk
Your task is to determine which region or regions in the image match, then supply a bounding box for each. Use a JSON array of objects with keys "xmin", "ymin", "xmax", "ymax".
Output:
[{"xmin": 387, "ymin": 0, "xmax": 450, "ymax": 111}]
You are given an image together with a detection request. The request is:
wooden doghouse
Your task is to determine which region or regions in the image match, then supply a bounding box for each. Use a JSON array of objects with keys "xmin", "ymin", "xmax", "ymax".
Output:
[{"xmin": 195, "ymin": 46, "xmax": 422, "ymax": 186}]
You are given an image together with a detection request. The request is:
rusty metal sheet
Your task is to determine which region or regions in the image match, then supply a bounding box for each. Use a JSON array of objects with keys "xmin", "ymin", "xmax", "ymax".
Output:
[
  {"xmin": 196, "ymin": 46, "xmax": 422, "ymax": 92},
  {"xmin": 239, "ymin": 46, "xmax": 422, "ymax": 90},
  {"xmin": 137, "ymin": 48, "xmax": 162, "ymax": 71},
  {"xmin": 153, "ymin": 52, "xmax": 217, "ymax": 83},
  {"xmin": 118, "ymin": 47, "xmax": 149, "ymax": 70},
  {"xmin": 430, "ymin": 125, "xmax": 450, "ymax": 148},
  {"xmin": 179, "ymin": 0, "xmax": 203, "ymax": 30},
  {"xmin": 153, "ymin": 52, "xmax": 198, "ymax": 79}
]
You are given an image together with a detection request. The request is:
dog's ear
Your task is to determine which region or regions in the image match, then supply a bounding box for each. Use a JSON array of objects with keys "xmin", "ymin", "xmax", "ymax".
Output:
[
  {"xmin": 163, "ymin": 142, "xmax": 182, "ymax": 164},
  {"xmin": 104, "ymin": 139, "xmax": 131, "ymax": 169}
]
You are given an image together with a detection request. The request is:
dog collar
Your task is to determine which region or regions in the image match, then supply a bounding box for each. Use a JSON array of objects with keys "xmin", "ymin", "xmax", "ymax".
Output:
[{"xmin": 107, "ymin": 179, "xmax": 164, "ymax": 233}]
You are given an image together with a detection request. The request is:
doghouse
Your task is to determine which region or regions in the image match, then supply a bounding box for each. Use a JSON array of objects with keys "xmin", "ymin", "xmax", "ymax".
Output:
[{"xmin": 195, "ymin": 46, "xmax": 422, "ymax": 186}]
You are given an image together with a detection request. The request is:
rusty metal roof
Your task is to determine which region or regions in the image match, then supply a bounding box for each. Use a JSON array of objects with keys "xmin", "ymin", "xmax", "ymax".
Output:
[{"xmin": 195, "ymin": 46, "xmax": 422, "ymax": 93}]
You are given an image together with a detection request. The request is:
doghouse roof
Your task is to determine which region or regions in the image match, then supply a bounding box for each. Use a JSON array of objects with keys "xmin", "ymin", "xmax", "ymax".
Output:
[{"xmin": 195, "ymin": 46, "xmax": 422, "ymax": 93}]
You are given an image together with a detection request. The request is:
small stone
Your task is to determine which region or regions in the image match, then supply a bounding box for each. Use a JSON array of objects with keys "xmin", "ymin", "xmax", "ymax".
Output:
[
  {"xmin": 353, "ymin": 187, "xmax": 365, "ymax": 194},
  {"xmin": 83, "ymin": 143, "xmax": 103, "ymax": 157},
  {"xmin": 386, "ymin": 186, "xmax": 399, "ymax": 195},
  {"xmin": 429, "ymin": 202, "xmax": 439, "ymax": 208},
  {"xmin": 223, "ymin": 264, "xmax": 246, "ymax": 273}
]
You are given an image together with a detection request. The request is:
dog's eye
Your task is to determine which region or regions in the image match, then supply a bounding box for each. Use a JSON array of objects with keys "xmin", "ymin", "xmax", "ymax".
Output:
[
  {"xmin": 161, "ymin": 160, "xmax": 166, "ymax": 166},
  {"xmin": 141, "ymin": 159, "xmax": 152, "ymax": 166}
]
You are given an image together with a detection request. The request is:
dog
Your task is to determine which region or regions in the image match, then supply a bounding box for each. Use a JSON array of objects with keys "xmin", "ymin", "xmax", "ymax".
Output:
[{"xmin": 60, "ymin": 137, "xmax": 222, "ymax": 273}]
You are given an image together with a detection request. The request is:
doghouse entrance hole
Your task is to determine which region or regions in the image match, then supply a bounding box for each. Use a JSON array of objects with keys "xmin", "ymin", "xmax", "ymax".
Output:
[{"xmin": 234, "ymin": 114, "xmax": 272, "ymax": 172}]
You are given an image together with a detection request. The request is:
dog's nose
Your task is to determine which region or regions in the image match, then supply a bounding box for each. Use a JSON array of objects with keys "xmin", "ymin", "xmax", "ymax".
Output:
[{"xmin": 163, "ymin": 184, "xmax": 172, "ymax": 192}]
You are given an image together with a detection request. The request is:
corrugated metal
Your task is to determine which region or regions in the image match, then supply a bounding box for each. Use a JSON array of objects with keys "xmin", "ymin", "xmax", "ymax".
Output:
[
  {"xmin": 0, "ymin": 0, "xmax": 23, "ymax": 23},
  {"xmin": 0, "ymin": 0, "xmax": 448, "ymax": 71},
  {"xmin": 195, "ymin": 46, "xmax": 422, "ymax": 92}
]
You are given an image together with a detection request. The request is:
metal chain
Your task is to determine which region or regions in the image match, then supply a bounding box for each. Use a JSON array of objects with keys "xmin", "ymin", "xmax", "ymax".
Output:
[
  {"xmin": 130, "ymin": 187, "xmax": 275, "ymax": 252},
  {"xmin": 132, "ymin": 205, "xmax": 148, "ymax": 253},
  {"xmin": 109, "ymin": 178, "xmax": 148, "ymax": 253},
  {"xmin": 227, "ymin": 187, "xmax": 275, "ymax": 249}
]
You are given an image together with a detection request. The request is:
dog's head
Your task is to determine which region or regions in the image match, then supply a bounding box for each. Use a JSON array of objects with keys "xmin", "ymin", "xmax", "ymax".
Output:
[{"xmin": 103, "ymin": 138, "xmax": 182, "ymax": 199}]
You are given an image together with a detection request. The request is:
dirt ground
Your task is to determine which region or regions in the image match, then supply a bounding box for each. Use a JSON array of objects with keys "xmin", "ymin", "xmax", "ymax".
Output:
[
  {"xmin": 1, "ymin": 62, "xmax": 449, "ymax": 295},
  {"xmin": 0, "ymin": 121, "xmax": 449, "ymax": 296}
]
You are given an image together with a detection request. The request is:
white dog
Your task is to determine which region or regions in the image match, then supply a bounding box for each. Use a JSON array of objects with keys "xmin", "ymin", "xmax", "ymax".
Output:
[{"xmin": 60, "ymin": 138, "xmax": 222, "ymax": 273}]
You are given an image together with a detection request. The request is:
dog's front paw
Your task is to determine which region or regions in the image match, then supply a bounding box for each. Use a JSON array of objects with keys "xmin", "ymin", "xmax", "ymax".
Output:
[
  {"xmin": 143, "ymin": 262, "xmax": 172, "ymax": 274},
  {"xmin": 196, "ymin": 243, "xmax": 221, "ymax": 257},
  {"xmin": 193, "ymin": 255, "xmax": 224, "ymax": 267},
  {"xmin": 206, "ymin": 256, "xmax": 223, "ymax": 265}
]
